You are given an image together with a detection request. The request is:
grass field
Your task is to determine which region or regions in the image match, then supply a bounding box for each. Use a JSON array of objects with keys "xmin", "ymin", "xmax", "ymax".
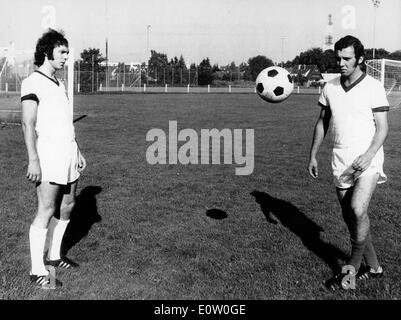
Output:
[{"xmin": 0, "ymin": 92, "xmax": 400, "ymax": 300}]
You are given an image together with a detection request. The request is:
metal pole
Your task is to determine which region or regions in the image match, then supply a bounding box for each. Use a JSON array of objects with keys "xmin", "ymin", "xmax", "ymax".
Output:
[
  {"xmin": 146, "ymin": 25, "xmax": 151, "ymax": 86},
  {"xmin": 105, "ymin": 0, "xmax": 109, "ymax": 90},
  {"xmin": 280, "ymin": 36, "xmax": 286, "ymax": 67},
  {"xmin": 91, "ymin": 55, "xmax": 94, "ymax": 92},
  {"xmin": 123, "ymin": 62, "xmax": 125, "ymax": 86},
  {"xmin": 78, "ymin": 60, "xmax": 80, "ymax": 92},
  {"xmin": 372, "ymin": 0, "xmax": 380, "ymax": 60},
  {"xmin": 147, "ymin": 25, "xmax": 151, "ymax": 59}
]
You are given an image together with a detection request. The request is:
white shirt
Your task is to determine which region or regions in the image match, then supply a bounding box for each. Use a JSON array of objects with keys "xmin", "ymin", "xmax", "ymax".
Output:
[
  {"xmin": 21, "ymin": 70, "xmax": 75, "ymax": 141},
  {"xmin": 319, "ymin": 73, "xmax": 389, "ymax": 147}
]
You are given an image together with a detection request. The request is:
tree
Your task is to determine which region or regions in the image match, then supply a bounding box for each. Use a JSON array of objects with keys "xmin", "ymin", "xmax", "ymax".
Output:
[
  {"xmin": 239, "ymin": 62, "xmax": 250, "ymax": 81},
  {"xmin": 177, "ymin": 55, "xmax": 187, "ymax": 69},
  {"xmin": 148, "ymin": 50, "xmax": 168, "ymax": 69},
  {"xmin": 321, "ymin": 49, "xmax": 339, "ymax": 73},
  {"xmin": 247, "ymin": 55, "xmax": 274, "ymax": 81},
  {"xmin": 189, "ymin": 63, "xmax": 197, "ymax": 85},
  {"xmin": 364, "ymin": 48, "xmax": 390, "ymax": 61},
  {"xmin": 198, "ymin": 58, "xmax": 214, "ymax": 85},
  {"xmin": 170, "ymin": 55, "xmax": 187, "ymax": 86},
  {"xmin": 389, "ymin": 50, "xmax": 401, "ymax": 61},
  {"xmin": 294, "ymin": 48, "xmax": 323, "ymax": 71},
  {"xmin": 291, "ymin": 47, "xmax": 340, "ymax": 73},
  {"xmin": 78, "ymin": 48, "xmax": 105, "ymax": 92},
  {"xmin": 80, "ymin": 48, "xmax": 105, "ymax": 71},
  {"xmin": 148, "ymin": 50, "xmax": 169, "ymax": 84}
]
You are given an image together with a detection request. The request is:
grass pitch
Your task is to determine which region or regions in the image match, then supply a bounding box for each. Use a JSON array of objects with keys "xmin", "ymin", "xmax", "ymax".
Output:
[{"xmin": 0, "ymin": 93, "xmax": 400, "ymax": 300}]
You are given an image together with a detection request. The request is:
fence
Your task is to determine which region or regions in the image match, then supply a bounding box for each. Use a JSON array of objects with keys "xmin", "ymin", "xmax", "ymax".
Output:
[{"xmin": 0, "ymin": 68, "xmax": 323, "ymax": 95}]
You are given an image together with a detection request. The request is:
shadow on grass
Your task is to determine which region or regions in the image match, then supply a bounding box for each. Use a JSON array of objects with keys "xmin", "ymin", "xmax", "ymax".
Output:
[
  {"xmin": 250, "ymin": 190, "xmax": 348, "ymax": 273},
  {"xmin": 206, "ymin": 208, "xmax": 228, "ymax": 220},
  {"xmin": 61, "ymin": 186, "xmax": 102, "ymax": 255}
]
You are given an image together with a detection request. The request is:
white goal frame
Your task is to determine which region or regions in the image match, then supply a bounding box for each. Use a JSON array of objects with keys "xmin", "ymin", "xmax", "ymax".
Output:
[
  {"xmin": 366, "ymin": 58, "xmax": 401, "ymax": 108},
  {"xmin": 0, "ymin": 42, "xmax": 74, "ymax": 111}
]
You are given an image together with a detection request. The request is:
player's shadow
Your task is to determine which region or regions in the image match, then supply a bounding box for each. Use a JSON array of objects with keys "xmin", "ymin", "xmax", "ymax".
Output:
[
  {"xmin": 61, "ymin": 186, "xmax": 102, "ymax": 256},
  {"xmin": 250, "ymin": 190, "xmax": 348, "ymax": 273}
]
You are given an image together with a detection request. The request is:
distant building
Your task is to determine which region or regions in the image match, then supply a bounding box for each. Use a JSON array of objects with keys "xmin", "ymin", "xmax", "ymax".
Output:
[
  {"xmin": 319, "ymin": 73, "xmax": 341, "ymax": 85},
  {"xmin": 286, "ymin": 65, "xmax": 323, "ymax": 86},
  {"xmin": 99, "ymin": 61, "xmax": 119, "ymax": 68}
]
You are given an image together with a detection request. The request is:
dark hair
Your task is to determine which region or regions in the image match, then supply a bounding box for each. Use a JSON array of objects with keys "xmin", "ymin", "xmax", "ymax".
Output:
[
  {"xmin": 334, "ymin": 35, "xmax": 365, "ymax": 64},
  {"xmin": 34, "ymin": 29, "xmax": 68, "ymax": 67}
]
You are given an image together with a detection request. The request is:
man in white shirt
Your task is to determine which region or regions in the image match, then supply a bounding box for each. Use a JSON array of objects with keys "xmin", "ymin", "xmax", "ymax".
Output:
[
  {"xmin": 21, "ymin": 29, "xmax": 86, "ymax": 289},
  {"xmin": 308, "ymin": 35, "xmax": 388, "ymax": 290}
]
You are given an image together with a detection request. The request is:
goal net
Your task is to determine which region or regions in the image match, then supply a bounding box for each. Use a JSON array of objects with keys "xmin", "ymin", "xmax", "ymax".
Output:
[
  {"xmin": 366, "ymin": 59, "xmax": 401, "ymax": 108},
  {"xmin": 0, "ymin": 42, "xmax": 74, "ymax": 110},
  {"xmin": 0, "ymin": 42, "xmax": 34, "ymax": 93}
]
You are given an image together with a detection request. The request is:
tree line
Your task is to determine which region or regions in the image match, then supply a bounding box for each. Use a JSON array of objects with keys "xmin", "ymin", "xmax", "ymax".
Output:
[{"xmin": 76, "ymin": 47, "xmax": 401, "ymax": 91}]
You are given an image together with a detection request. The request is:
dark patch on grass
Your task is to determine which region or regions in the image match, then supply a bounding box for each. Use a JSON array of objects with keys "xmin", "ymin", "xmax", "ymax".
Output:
[
  {"xmin": 206, "ymin": 208, "xmax": 228, "ymax": 220},
  {"xmin": 61, "ymin": 186, "xmax": 102, "ymax": 256},
  {"xmin": 251, "ymin": 190, "xmax": 349, "ymax": 274}
]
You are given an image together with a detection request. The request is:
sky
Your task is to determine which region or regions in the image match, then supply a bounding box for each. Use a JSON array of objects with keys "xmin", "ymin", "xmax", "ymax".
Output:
[{"xmin": 1, "ymin": 0, "xmax": 401, "ymax": 66}]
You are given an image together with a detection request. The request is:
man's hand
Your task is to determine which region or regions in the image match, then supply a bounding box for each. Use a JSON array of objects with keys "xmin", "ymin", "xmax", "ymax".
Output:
[
  {"xmin": 308, "ymin": 157, "xmax": 319, "ymax": 178},
  {"xmin": 352, "ymin": 152, "xmax": 374, "ymax": 172},
  {"xmin": 26, "ymin": 159, "xmax": 41, "ymax": 183},
  {"xmin": 78, "ymin": 150, "xmax": 87, "ymax": 173}
]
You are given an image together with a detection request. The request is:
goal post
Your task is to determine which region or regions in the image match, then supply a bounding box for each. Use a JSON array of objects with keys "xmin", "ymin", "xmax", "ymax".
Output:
[
  {"xmin": 366, "ymin": 59, "xmax": 401, "ymax": 108},
  {"xmin": 0, "ymin": 42, "xmax": 34, "ymax": 93}
]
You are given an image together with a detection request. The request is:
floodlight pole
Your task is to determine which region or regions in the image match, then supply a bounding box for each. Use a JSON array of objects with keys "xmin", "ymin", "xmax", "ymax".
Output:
[
  {"xmin": 105, "ymin": 0, "xmax": 109, "ymax": 90},
  {"xmin": 147, "ymin": 25, "xmax": 151, "ymax": 86},
  {"xmin": 372, "ymin": 0, "xmax": 380, "ymax": 60},
  {"xmin": 280, "ymin": 36, "xmax": 286, "ymax": 67},
  {"xmin": 92, "ymin": 54, "xmax": 94, "ymax": 92},
  {"xmin": 147, "ymin": 25, "xmax": 151, "ymax": 59}
]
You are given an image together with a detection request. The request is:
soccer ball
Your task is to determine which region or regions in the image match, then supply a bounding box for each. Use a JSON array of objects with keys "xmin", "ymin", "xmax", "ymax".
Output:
[{"xmin": 255, "ymin": 66, "xmax": 294, "ymax": 103}]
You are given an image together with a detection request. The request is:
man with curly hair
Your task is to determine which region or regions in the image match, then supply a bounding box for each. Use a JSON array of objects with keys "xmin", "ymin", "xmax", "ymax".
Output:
[{"xmin": 21, "ymin": 29, "xmax": 86, "ymax": 289}]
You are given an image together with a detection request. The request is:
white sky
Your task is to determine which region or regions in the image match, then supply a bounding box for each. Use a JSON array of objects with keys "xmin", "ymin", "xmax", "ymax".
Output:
[{"xmin": 1, "ymin": 0, "xmax": 400, "ymax": 66}]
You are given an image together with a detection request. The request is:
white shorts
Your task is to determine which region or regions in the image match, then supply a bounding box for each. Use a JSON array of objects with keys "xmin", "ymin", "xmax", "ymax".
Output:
[
  {"xmin": 36, "ymin": 137, "xmax": 80, "ymax": 185},
  {"xmin": 331, "ymin": 143, "xmax": 387, "ymax": 189}
]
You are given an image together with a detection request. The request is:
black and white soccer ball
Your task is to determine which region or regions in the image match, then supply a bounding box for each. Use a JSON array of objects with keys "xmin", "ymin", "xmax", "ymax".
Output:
[{"xmin": 255, "ymin": 66, "xmax": 294, "ymax": 103}]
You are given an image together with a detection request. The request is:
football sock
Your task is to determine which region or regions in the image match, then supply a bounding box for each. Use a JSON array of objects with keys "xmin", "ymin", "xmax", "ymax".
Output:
[
  {"xmin": 44, "ymin": 216, "xmax": 59, "ymax": 254},
  {"xmin": 348, "ymin": 238, "xmax": 366, "ymax": 272},
  {"xmin": 48, "ymin": 218, "xmax": 70, "ymax": 260},
  {"xmin": 29, "ymin": 224, "xmax": 49, "ymax": 276},
  {"xmin": 363, "ymin": 231, "xmax": 380, "ymax": 270}
]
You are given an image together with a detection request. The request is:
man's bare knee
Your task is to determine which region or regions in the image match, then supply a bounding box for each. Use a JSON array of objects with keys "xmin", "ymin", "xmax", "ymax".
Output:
[
  {"xmin": 38, "ymin": 199, "xmax": 58, "ymax": 214},
  {"xmin": 61, "ymin": 199, "xmax": 75, "ymax": 215}
]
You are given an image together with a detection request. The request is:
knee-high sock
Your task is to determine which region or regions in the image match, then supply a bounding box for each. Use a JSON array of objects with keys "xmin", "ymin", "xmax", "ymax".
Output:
[
  {"xmin": 363, "ymin": 231, "xmax": 380, "ymax": 270},
  {"xmin": 29, "ymin": 224, "xmax": 49, "ymax": 276},
  {"xmin": 48, "ymin": 218, "xmax": 70, "ymax": 260},
  {"xmin": 44, "ymin": 216, "xmax": 58, "ymax": 254},
  {"xmin": 349, "ymin": 238, "xmax": 366, "ymax": 272}
]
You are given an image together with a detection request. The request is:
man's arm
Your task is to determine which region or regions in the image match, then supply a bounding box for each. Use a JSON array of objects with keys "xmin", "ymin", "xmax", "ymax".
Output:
[
  {"xmin": 74, "ymin": 139, "xmax": 87, "ymax": 172},
  {"xmin": 308, "ymin": 107, "xmax": 331, "ymax": 178},
  {"xmin": 352, "ymin": 111, "xmax": 389, "ymax": 172},
  {"xmin": 21, "ymin": 100, "xmax": 41, "ymax": 183}
]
